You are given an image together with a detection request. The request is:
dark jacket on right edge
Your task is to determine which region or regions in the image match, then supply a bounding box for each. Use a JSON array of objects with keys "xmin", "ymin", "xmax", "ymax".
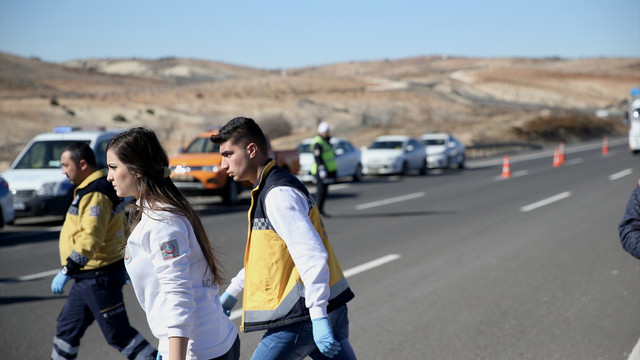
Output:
[{"xmin": 619, "ymin": 179, "xmax": 640, "ymax": 259}]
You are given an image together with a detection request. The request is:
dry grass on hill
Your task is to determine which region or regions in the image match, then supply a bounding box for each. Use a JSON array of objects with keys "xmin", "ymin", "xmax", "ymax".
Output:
[{"xmin": 1, "ymin": 52, "xmax": 638, "ymax": 172}]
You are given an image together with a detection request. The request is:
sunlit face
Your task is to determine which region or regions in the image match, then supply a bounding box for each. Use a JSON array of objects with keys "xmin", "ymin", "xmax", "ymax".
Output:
[
  {"xmin": 219, "ymin": 141, "xmax": 256, "ymax": 183},
  {"xmin": 61, "ymin": 151, "xmax": 82, "ymax": 185},
  {"xmin": 106, "ymin": 149, "xmax": 139, "ymax": 198}
]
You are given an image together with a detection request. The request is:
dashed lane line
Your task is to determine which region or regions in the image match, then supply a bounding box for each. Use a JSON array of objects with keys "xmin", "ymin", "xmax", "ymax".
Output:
[
  {"xmin": 520, "ymin": 192, "xmax": 572, "ymax": 212},
  {"xmin": 355, "ymin": 192, "xmax": 425, "ymax": 210},
  {"xmin": 229, "ymin": 254, "xmax": 402, "ymax": 320},
  {"xmin": 609, "ymin": 168, "xmax": 633, "ymax": 181}
]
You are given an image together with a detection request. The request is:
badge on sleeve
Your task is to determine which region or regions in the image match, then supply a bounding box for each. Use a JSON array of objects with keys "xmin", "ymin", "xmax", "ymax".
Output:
[
  {"xmin": 89, "ymin": 206, "xmax": 101, "ymax": 217},
  {"xmin": 160, "ymin": 239, "xmax": 180, "ymax": 260}
]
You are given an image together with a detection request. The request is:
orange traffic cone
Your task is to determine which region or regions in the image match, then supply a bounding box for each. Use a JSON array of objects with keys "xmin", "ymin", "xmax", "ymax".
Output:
[
  {"xmin": 553, "ymin": 147, "xmax": 562, "ymax": 167},
  {"xmin": 501, "ymin": 155, "xmax": 512, "ymax": 178},
  {"xmin": 559, "ymin": 142, "xmax": 566, "ymax": 164},
  {"xmin": 602, "ymin": 136, "xmax": 609, "ymax": 155}
]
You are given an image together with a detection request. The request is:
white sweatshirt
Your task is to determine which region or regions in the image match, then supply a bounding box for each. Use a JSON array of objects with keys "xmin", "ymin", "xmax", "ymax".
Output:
[
  {"xmin": 125, "ymin": 206, "xmax": 237, "ymax": 359},
  {"xmin": 225, "ymin": 186, "xmax": 331, "ymax": 320}
]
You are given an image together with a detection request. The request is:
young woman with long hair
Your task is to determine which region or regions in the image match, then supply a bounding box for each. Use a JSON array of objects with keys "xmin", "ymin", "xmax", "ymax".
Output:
[{"xmin": 106, "ymin": 127, "xmax": 239, "ymax": 360}]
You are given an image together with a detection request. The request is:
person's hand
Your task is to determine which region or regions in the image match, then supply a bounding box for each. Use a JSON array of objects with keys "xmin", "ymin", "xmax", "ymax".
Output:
[
  {"xmin": 219, "ymin": 292, "xmax": 237, "ymax": 317},
  {"xmin": 51, "ymin": 271, "xmax": 71, "ymax": 295},
  {"xmin": 156, "ymin": 351, "xmax": 162, "ymax": 360},
  {"xmin": 318, "ymin": 165, "xmax": 327, "ymax": 179},
  {"xmin": 124, "ymin": 270, "xmax": 131, "ymax": 285},
  {"xmin": 312, "ymin": 317, "xmax": 341, "ymax": 358}
]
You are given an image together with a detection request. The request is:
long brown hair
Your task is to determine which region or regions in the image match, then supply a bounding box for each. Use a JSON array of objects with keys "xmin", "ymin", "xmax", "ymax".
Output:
[{"xmin": 106, "ymin": 127, "xmax": 224, "ymax": 285}]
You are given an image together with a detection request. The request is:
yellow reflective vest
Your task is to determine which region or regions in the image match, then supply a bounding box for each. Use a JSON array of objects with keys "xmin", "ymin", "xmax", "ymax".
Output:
[
  {"xmin": 310, "ymin": 135, "xmax": 337, "ymax": 175},
  {"xmin": 241, "ymin": 160, "xmax": 354, "ymax": 332}
]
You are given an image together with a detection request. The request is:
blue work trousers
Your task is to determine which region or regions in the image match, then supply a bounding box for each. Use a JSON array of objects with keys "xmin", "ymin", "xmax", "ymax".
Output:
[
  {"xmin": 250, "ymin": 305, "xmax": 356, "ymax": 360},
  {"xmin": 52, "ymin": 266, "xmax": 155, "ymax": 359}
]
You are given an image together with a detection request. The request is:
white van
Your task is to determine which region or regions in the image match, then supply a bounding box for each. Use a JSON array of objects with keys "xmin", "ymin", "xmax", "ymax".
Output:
[
  {"xmin": 1, "ymin": 127, "xmax": 122, "ymax": 218},
  {"xmin": 629, "ymin": 87, "xmax": 640, "ymax": 154}
]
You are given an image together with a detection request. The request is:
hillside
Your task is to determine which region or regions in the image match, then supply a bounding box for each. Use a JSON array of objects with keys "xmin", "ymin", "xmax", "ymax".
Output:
[{"xmin": 1, "ymin": 52, "xmax": 638, "ymax": 172}]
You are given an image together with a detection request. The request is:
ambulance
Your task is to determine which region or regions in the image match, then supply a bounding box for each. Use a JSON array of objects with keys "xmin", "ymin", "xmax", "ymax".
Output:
[{"xmin": 1, "ymin": 127, "xmax": 122, "ymax": 218}]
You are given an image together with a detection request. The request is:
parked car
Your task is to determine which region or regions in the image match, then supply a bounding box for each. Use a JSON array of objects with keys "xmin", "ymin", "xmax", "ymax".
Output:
[
  {"xmin": 0, "ymin": 176, "xmax": 15, "ymax": 227},
  {"xmin": 169, "ymin": 130, "xmax": 299, "ymax": 205},
  {"xmin": 419, "ymin": 132, "xmax": 466, "ymax": 169},
  {"xmin": 1, "ymin": 126, "xmax": 122, "ymax": 218},
  {"xmin": 297, "ymin": 137, "xmax": 363, "ymax": 183},
  {"xmin": 361, "ymin": 135, "xmax": 426, "ymax": 175}
]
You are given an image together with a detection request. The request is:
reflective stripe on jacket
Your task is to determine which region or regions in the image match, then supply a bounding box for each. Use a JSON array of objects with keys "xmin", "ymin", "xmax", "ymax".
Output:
[
  {"xmin": 310, "ymin": 135, "xmax": 337, "ymax": 174},
  {"xmin": 241, "ymin": 160, "xmax": 354, "ymax": 332}
]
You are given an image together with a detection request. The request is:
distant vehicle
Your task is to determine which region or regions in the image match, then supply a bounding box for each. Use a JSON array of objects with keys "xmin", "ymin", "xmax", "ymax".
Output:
[
  {"xmin": 0, "ymin": 176, "xmax": 15, "ymax": 227},
  {"xmin": 419, "ymin": 132, "xmax": 466, "ymax": 169},
  {"xmin": 1, "ymin": 126, "xmax": 122, "ymax": 218},
  {"xmin": 169, "ymin": 130, "xmax": 300, "ymax": 205},
  {"xmin": 297, "ymin": 137, "xmax": 363, "ymax": 183},
  {"xmin": 361, "ymin": 135, "xmax": 426, "ymax": 176},
  {"xmin": 628, "ymin": 87, "xmax": 640, "ymax": 155}
]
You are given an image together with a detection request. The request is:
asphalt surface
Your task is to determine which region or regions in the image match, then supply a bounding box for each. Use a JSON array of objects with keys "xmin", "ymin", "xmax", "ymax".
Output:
[{"xmin": 1, "ymin": 138, "xmax": 639, "ymax": 360}]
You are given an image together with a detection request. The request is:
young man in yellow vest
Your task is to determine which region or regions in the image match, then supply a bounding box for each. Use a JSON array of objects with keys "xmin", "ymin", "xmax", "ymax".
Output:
[
  {"xmin": 311, "ymin": 122, "xmax": 338, "ymax": 217},
  {"xmin": 211, "ymin": 117, "xmax": 356, "ymax": 360}
]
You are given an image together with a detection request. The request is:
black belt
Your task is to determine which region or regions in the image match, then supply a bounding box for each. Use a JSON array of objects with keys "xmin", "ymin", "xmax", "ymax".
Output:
[{"xmin": 72, "ymin": 260, "xmax": 125, "ymax": 279}]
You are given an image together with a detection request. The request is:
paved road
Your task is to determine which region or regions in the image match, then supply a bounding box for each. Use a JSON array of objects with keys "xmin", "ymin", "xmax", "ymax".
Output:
[{"xmin": 1, "ymin": 138, "xmax": 638, "ymax": 359}]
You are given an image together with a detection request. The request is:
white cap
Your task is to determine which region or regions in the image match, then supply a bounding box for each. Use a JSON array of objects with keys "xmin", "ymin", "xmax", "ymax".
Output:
[{"xmin": 317, "ymin": 122, "xmax": 330, "ymax": 133}]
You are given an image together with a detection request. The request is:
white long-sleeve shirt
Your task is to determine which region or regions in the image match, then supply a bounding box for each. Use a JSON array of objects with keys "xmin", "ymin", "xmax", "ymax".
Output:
[
  {"xmin": 225, "ymin": 186, "xmax": 331, "ymax": 320},
  {"xmin": 125, "ymin": 207, "xmax": 237, "ymax": 359}
]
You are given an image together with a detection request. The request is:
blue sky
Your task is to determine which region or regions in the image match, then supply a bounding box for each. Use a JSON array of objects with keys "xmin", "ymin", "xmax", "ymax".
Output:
[{"xmin": 1, "ymin": 0, "xmax": 638, "ymax": 69}]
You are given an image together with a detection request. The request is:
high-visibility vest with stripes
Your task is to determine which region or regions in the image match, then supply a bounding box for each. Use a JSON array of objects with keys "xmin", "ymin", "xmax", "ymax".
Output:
[
  {"xmin": 310, "ymin": 136, "xmax": 337, "ymax": 174},
  {"xmin": 241, "ymin": 160, "xmax": 354, "ymax": 332}
]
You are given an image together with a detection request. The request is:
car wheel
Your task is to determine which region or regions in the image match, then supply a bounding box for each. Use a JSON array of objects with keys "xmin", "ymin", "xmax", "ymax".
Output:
[
  {"xmin": 352, "ymin": 164, "xmax": 363, "ymax": 182},
  {"xmin": 419, "ymin": 159, "xmax": 427, "ymax": 175},
  {"xmin": 222, "ymin": 180, "xmax": 239, "ymax": 205},
  {"xmin": 458, "ymin": 155, "xmax": 466, "ymax": 169},
  {"xmin": 401, "ymin": 161, "xmax": 409, "ymax": 176}
]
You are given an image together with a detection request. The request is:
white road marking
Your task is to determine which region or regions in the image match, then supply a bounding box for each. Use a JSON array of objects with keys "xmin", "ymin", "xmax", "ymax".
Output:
[
  {"xmin": 520, "ymin": 192, "xmax": 572, "ymax": 212},
  {"xmin": 609, "ymin": 168, "xmax": 633, "ymax": 181},
  {"xmin": 229, "ymin": 254, "xmax": 402, "ymax": 320},
  {"xmin": 355, "ymin": 192, "xmax": 425, "ymax": 210},
  {"xmin": 494, "ymin": 170, "xmax": 529, "ymax": 180},
  {"xmin": 1, "ymin": 269, "xmax": 60, "ymax": 283},
  {"xmin": 563, "ymin": 158, "xmax": 583, "ymax": 166}
]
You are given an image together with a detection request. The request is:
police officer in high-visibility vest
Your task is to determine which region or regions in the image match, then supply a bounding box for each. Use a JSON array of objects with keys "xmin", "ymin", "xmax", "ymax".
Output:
[{"xmin": 311, "ymin": 122, "xmax": 337, "ymax": 217}]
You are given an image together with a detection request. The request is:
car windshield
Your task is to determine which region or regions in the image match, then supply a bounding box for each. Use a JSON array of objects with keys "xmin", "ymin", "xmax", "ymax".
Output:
[
  {"xmin": 420, "ymin": 138, "xmax": 446, "ymax": 146},
  {"xmin": 297, "ymin": 142, "xmax": 313, "ymax": 154},
  {"xmin": 369, "ymin": 141, "xmax": 404, "ymax": 150},
  {"xmin": 14, "ymin": 140, "xmax": 90, "ymax": 169},
  {"xmin": 184, "ymin": 137, "xmax": 219, "ymax": 153}
]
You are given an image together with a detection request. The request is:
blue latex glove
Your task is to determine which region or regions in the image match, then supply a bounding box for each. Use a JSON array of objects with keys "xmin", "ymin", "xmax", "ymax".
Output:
[
  {"xmin": 312, "ymin": 317, "xmax": 341, "ymax": 358},
  {"xmin": 219, "ymin": 292, "xmax": 237, "ymax": 317},
  {"xmin": 156, "ymin": 352, "xmax": 162, "ymax": 360},
  {"xmin": 124, "ymin": 270, "xmax": 131, "ymax": 285},
  {"xmin": 51, "ymin": 271, "xmax": 71, "ymax": 295}
]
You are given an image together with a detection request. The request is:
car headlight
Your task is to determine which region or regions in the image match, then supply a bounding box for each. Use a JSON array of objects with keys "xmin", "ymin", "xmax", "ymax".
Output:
[
  {"xmin": 202, "ymin": 165, "xmax": 220, "ymax": 173},
  {"xmin": 37, "ymin": 180, "xmax": 73, "ymax": 197}
]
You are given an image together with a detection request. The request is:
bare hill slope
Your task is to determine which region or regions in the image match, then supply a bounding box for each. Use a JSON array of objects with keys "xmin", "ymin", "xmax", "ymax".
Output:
[{"xmin": 1, "ymin": 53, "xmax": 638, "ymax": 171}]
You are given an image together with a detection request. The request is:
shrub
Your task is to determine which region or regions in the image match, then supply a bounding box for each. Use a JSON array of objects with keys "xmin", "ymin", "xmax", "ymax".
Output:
[
  {"xmin": 512, "ymin": 112, "xmax": 622, "ymax": 143},
  {"xmin": 259, "ymin": 114, "xmax": 292, "ymax": 138}
]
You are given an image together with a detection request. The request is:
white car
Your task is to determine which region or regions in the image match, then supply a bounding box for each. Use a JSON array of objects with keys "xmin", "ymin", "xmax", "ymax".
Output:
[
  {"xmin": 2, "ymin": 126, "xmax": 122, "ymax": 218},
  {"xmin": 0, "ymin": 176, "xmax": 15, "ymax": 228},
  {"xmin": 361, "ymin": 135, "xmax": 426, "ymax": 175},
  {"xmin": 419, "ymin": 133, "xmax": 466, "ymax": 169},
  {"xmin": 297, "ymin": 137, "xmax": 362, "ymax": 183}
]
